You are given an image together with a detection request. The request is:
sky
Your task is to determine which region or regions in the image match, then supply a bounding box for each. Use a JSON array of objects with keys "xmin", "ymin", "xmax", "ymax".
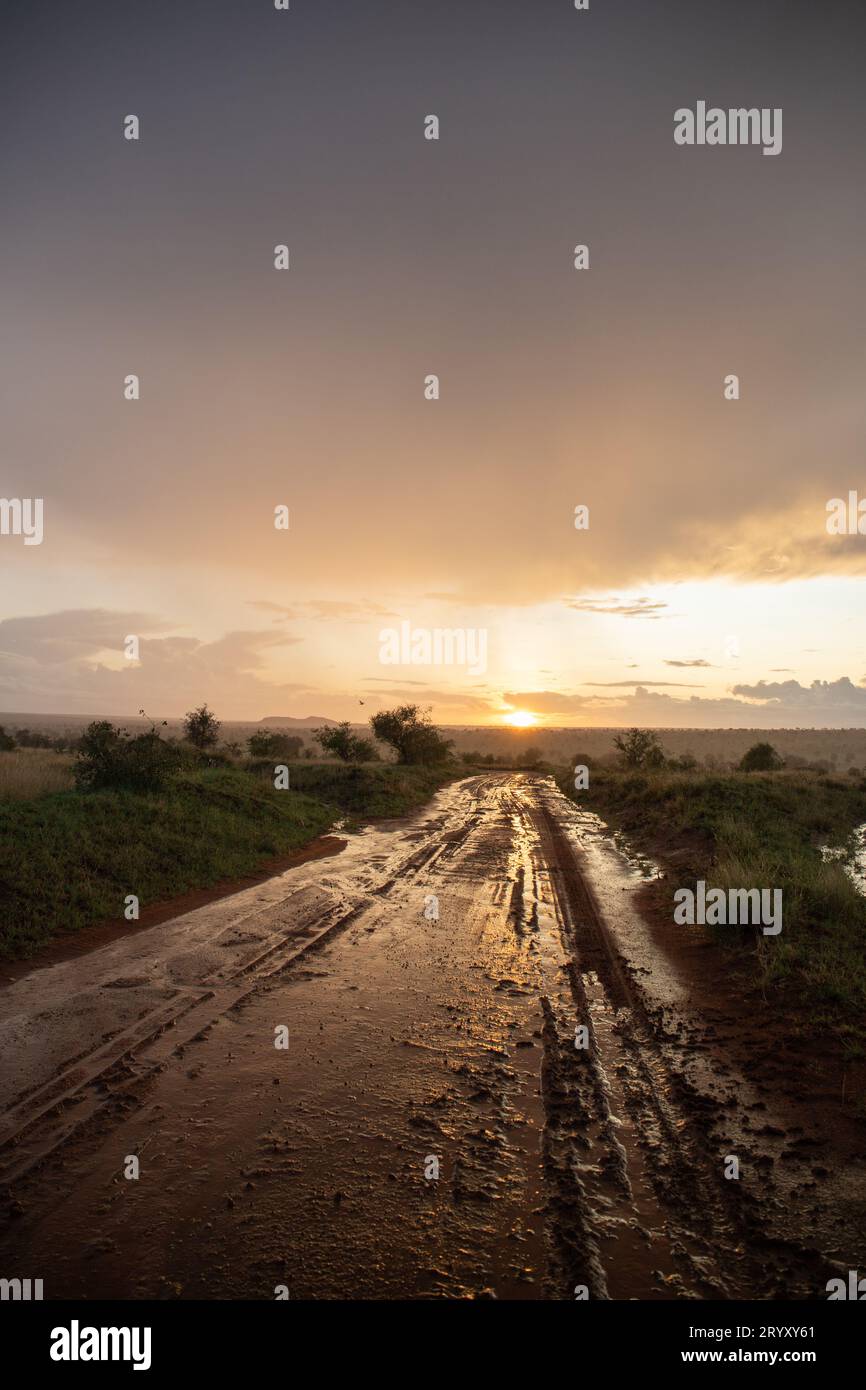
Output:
[{"xmin": 2, "ymin": 0, "xmax": 865, "ymax": 728}]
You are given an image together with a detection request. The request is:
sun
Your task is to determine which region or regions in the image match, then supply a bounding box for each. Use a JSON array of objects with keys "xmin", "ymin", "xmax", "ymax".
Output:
[{"xmin": 503, "ymin": 710, "xmax": 537, "ymax": 728}]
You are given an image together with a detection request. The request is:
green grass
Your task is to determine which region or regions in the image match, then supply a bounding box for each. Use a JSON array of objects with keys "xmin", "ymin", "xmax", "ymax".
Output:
[
  {"xmin": 250, "ymin": 760, "xmax": 458, "ymax": 818},
  {"xmin": 0, "ymin": 762, "xmax": 458, "ymax": 960},
  {"xmin": 557, "ymin": 767, "xmax": 866, "ymax": 1040}
]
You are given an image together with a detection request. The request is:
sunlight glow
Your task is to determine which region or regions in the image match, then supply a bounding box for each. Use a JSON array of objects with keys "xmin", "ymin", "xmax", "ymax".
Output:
[{"xmin": 503, "ymin": 709, "xmax": 537, "ymax": 728}]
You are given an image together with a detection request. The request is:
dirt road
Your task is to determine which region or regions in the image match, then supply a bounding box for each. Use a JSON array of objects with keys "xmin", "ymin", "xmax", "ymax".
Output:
[{"xmin": 1, "ymin": 775, "xmax": 863, "ymax": 1299}]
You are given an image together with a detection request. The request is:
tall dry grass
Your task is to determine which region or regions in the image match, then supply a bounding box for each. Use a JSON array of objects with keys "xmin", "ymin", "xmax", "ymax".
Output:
[{"xmin": 0, "ymin": 749, "xmax": 75, "ymax": 799}]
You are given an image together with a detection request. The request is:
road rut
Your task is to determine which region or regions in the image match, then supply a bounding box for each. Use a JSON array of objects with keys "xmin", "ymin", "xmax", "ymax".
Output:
[{"xmin": 0, "ymin": 774, "xmax": 861, "ymax": 1299}]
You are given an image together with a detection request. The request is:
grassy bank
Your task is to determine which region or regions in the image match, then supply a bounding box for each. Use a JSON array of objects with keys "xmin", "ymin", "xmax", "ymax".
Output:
[
  {"xmin": 0, "ymin": 762, "xmax": 459, "ymax": 960},
  {"xmin": 251, "ymin": 760, "xmax": 457, "ymax": 818},
  {"xmin": 557, "ymin": 767, "xmax": 866, "ymax": 1039}
]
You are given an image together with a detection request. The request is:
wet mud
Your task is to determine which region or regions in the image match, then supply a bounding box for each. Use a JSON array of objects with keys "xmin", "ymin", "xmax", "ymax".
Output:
[{"xmin": 1, "ymin": 775, "xmax": 864, "ymax": 1300}]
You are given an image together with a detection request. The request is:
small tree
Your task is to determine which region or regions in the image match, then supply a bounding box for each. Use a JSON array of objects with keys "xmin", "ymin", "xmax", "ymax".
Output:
[
  {"xmin": 248, "ymin": 730, "xmax": 303, "ymax": 760},
  {"xmin": 248, "ymin": 730, "xmax": 273, "ymax": 757},
  {"xmin": 739, "ymin": 741, "xmax": 783, "ymax": 772},
  {"xmin": 0, "ymin": 725, "xmax": 14, "ymax": 751},
  {"xmin": 369, "ymin": 705, "xmax": 452, "ymax": 765},
  {"xmin": 183, "ymin": 704, "xmax": 221, "ymax": 750},
  {"xmin": 314, "ymin": 721, "xmax": 376, "ymax": 763},
  {"xmin": 613, "ymin": 728, "xmax": 666, "ymax": 769}
]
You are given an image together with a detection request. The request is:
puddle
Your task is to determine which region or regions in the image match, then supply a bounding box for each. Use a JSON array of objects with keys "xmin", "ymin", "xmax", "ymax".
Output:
[{"xmin": 820, "ymin": 822, "xmax": 866, "ymax": 894}]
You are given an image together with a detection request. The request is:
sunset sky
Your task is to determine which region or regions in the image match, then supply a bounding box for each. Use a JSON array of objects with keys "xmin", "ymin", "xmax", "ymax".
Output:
[{"xmin": 2, "ymin": 0, "xmax": 865, "ymax": 727}]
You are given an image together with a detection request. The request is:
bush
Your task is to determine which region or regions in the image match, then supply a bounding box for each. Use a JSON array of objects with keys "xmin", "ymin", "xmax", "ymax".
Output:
[
  {"xmin": 183, "ymin": 704, "xmax": 221, "ymax": 750},
  {"xmin": 613, "ymin": 728, "xmax": 666, "ymax": 769},
  {"xmin": 369, "ymin": 706, "xmax": 452, "ymax": 765},
  {"xmin": 313, "ymin": 722, "xmax": 377, "ymax": 763},
  {"xmin": 248, "ymin": 730, "xmax": 304, "ymax": 760},
  {"xmin": 739, "ymin": 741, "xmax": 783, "ymax": 772},
  {"xmin": 74, "ymin": 720, "xmax": 178, "ymax": 793}
]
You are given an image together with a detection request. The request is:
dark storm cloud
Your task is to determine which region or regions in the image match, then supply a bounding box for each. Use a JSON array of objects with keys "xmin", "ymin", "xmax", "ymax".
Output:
[{"xmin": 2, "ymin": 0, "xmax": 864, "ymax": 602}]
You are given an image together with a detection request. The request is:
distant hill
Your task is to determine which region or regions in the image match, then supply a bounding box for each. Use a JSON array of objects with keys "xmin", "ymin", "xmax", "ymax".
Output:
[{"xmin": 259, "ymin": 715, "xmax": 336, "ymax": 727}]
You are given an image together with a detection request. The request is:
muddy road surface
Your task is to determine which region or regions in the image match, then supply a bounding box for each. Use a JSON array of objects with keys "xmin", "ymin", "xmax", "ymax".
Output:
[{"xmin": 1, "ymin": 775, "xmax": 863, "ymax": 1300}]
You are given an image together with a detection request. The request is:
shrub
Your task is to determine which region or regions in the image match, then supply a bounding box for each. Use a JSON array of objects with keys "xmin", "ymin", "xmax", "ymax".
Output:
[
  {"xmin": 613, "ymin": 728, "xmax": 666, "ymax": 769},
  {"xmin": 248, "ymin": 730, "xmax": 304, "ymax": 759},
  {"xmin": 183, "ymin": 704, "xmax": 221, "ymax": 750},
  {"xmin": 314, "ymin": 722, "xmax": 377, "ymax": 763},
  {"xmin": 369, "ymin": 706, "xmax": 453, "ymax": 765},
  {"xmin": 74, "ymin": 720, "xmax": 178, "ymax": 792},
  {"xmin": 739, "ymin": 741, "xmax": 783, "ymax": 772}
]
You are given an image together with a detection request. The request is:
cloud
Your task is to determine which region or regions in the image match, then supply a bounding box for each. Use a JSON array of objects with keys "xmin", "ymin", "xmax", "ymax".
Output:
[
  {"xmin": 503, "ymin": 690, "xmax": 611, "ymax": 715},
  {"xmin": 0, "ymin": 611, "xmax": 306, "ymax": 718},
  {"xmin": 360, "ymin": 685, "xmax": 495, "ymax": 713},
  {"xmin": 501, "ymin": 676, "xmax": 866, "ymax": 729},
  {"xmin": 4, "ymin": 0, "xmax": 866, "ymax": 617},
  {"xmin": 248, "ymin": 599, "xmax": 399, "ymax": 623},
  {"xmin": 731, "ymin": 677, "xmax": 866, "ymax": 715},
  {"xmin": 363, "ymin": 677, "xmax": 430, "ymax": 686},
  {"xmin": 0, "ymin": 609, "xmax": 171, "ymax": 664},
  {"xmin": 302, "ymin": 600, "xmax": 399, "ymax": 621},
  {"xmin": 564, "ymin": 596, "xmax": 669, "ymax": 619},
  {"xmin": 246, "ymin": 601, "xmax": 297, "ymax": 620},
  {"xmin": 664, "ymin": 659, "xmax": 713, "ymax": 668},
  {"xmin": 582, "ymin": 680, "xmax": 704, "ymax": 688}
]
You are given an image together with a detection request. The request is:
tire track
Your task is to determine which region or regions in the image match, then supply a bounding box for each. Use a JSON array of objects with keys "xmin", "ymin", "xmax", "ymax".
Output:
[
  {"xmin": 0, "ymin": 789, "xmax": 490, "ymax": 1190},
  {"xmin": 523, "ymin": 780, "xmax": 837, "ymax": 1299}
]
